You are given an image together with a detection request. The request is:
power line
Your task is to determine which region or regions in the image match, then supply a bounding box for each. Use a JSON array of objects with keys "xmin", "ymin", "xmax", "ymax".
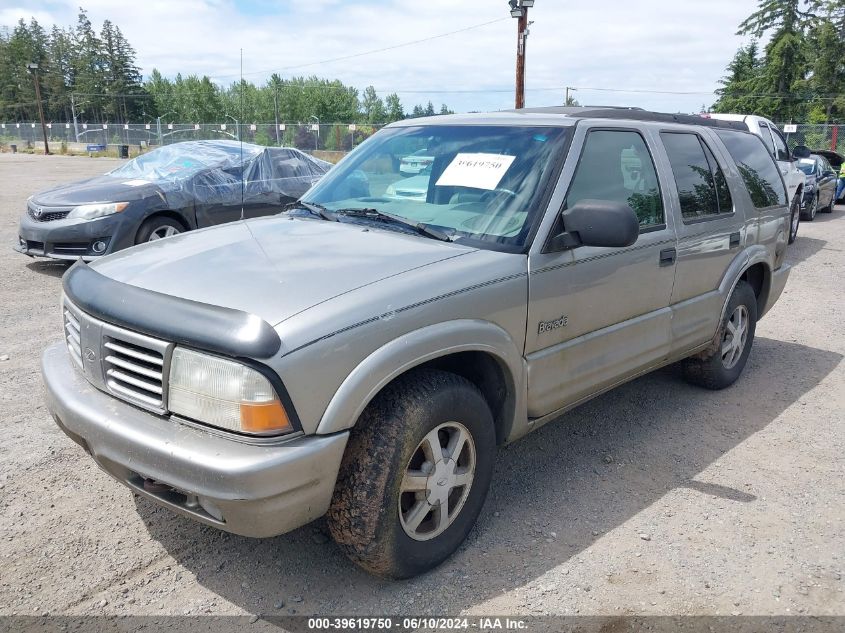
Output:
[{"xmin": 215, "ymin": 17, "xmax": 510, "ymax": 79}]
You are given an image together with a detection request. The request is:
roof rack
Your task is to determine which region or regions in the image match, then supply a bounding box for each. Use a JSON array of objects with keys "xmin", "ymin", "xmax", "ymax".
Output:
[{"xmin": 510, "ymin": 106, "xmax": 749, "ymax": 131}]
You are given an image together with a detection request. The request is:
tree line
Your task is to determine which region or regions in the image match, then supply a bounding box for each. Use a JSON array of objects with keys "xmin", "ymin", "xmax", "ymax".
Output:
[
  {"xmin": 712, "ymin": 0, "xmax": 845, "ymax": 122},
  {"xmin": 0, "ymin": 9, "xmax": 453, "ymax": 125}
]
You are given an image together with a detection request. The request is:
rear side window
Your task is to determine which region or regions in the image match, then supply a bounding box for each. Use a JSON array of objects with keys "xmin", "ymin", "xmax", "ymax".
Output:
[
  {"xmin": 660, "ymin": 132, "xmax": 732, "ymax": 221},
  {"xmin": 716, "ymin": 131, "xmax": 788, "ymax": 209}
]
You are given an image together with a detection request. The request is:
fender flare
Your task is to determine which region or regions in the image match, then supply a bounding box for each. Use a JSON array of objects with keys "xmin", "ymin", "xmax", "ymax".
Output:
[
  {"xmin": 714, "ymin": 245, "xmax": 772, "ymax": 336},
  {"xmin": 315, "ymin": 319, "xmax": 525, "ymax": 438}
]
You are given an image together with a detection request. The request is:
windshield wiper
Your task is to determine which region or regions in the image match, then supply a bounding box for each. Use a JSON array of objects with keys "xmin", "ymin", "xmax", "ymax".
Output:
[
  {"xmin": 334, "ymin": 207, "xmax": 453, "ymax": 242},
  {"xmin": 286, "ymin": 200, "xmax": 338, "ymax": 222}
]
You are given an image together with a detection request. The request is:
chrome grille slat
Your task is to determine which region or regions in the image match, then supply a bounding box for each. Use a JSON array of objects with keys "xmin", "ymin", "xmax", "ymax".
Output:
[
  {"xmin": 104, "ymin": 341, "xmax": 164, "ymax": 366},
  {"xmin": 106, "ymin": 368, "xmax": 163, "ymax": 395},
  {"xmin": 102, "ymin": 333, "xmax": 167, "ymax": 411},
  {"xmin": 63, "ymin": 307, "xmax": 83, "ymax": 368},
  {"xmin": 104, "ymin": 355, "xmax": 163, "ymax": 381},
  {"xmin": 106, "ymin": 380, "xmax": 163, "ymax": 407}
]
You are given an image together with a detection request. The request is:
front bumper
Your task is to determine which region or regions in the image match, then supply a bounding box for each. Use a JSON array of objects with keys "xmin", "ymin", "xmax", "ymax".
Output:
[
  {"xmin": 15, "ymin": 211, "xmax": 134, "ymax": 261},
  {"xmin": 42, "ymin": 343, "xmax": 349, "ymax": 537}
]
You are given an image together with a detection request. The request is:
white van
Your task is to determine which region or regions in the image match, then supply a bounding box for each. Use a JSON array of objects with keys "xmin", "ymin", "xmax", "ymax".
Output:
[{"xmin": 705, "ymin": 114, "xmax": 805, "ymax": 243}]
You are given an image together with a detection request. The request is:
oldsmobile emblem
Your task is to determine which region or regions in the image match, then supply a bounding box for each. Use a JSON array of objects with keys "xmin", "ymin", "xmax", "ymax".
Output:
[{"xmin": 84, "ymin": 348, "xmax": 97, "ymax": 362}]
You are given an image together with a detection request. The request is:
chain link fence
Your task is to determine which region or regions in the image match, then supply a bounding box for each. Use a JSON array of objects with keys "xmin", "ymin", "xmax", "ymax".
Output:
[
  {"xmin": 0, "ymin": 122, "xmax": 386, "ymax": 159},
  {"xmin": 780, "ymin": 124, "xmax": 845, "ymax": 155}
]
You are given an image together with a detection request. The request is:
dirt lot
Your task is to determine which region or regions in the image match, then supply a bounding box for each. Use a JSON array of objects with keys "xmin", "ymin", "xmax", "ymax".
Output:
[{"xmin": 0, "ymin": 153, "xmax": 843, "ymax": 618}]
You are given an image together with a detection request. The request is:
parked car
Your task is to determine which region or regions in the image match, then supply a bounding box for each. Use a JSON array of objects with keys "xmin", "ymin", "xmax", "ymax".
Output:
[
  {"xmin": 705, "ymin": 114, "xmax": 805, "ymax": 243},
  {"xmin": 385, "ymin": 164, "xmax": 431, "ymax": 201},
  {"xmin": 44, "ymin": 107, "xmax": 791, "ymax": 579},
  {"xmin": 15, "ymin": 140, "xmax": 331, "ymax": 260},
  {"xmin": 811, "ymin": 149, "xmax": 845, "ymax": 203},
  {"xmin": 399, "ymin": 148, "xmax": 435, "ymax": 175},
  {"xmin": 794, "ymin": 151, "xmax": 836, "ymax": 220}
]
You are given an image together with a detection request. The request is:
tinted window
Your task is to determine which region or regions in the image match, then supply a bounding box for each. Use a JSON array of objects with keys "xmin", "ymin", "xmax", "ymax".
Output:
[
  {"xmin": 565, "ymin": 130, "xmax": 664, "ymax": 228},
  {"xmin": 771, "ymin": 129, "xmax": 790, "ymax": 162},
  {"xmin": 716, "ymin": 130, "xmax": 787, "ymax": 208},
  {"xmin": 661, "ymin": 132, "xmax": 729, "ymax": 220},
  {"xmin": 758, "ymin": 122, "xmax": 776, "ymax": 155},
  {"xmin": 703, "ymin": 141, "xmax": 733, "ymax": 214}
]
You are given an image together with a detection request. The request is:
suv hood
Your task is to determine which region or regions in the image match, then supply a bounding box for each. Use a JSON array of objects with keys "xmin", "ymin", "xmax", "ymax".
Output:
[{"xmin": 90, "ymin": 216, "xmax": 474, "ymax": 326}]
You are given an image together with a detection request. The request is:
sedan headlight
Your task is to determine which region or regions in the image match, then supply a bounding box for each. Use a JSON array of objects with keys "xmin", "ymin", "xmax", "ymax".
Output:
[
  {"xmin": 168, "ymin": 348, "xmax": 293, "ymax": 435},
  {"xmin": 67, "ymin": 202, "xmax": 129, "ymax": 220}
]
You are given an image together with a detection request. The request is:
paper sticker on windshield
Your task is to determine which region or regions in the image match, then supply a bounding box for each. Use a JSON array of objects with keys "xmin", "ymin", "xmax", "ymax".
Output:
[
  {"xmin": 122, "ymin": 179, "xmax": 151, "ymax": 187},
  {"xmin": 435, "ymin": 153, "xmax": 516, "ymax": 190}
]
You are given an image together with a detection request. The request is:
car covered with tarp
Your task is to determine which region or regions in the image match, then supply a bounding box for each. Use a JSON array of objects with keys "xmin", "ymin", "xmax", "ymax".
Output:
[{"xmin": 15, "ymin": 140, "xmax": 332, "ymax": 260}]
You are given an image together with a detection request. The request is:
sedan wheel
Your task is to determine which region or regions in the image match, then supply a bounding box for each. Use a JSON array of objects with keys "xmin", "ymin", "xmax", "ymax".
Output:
[
  {"xmin": 149, "ymin": 225, "xmax": 181, "ymax": 241},
  {"xmin": 805, "ymin": 194, "xmax": 818, "ymax": 221}
]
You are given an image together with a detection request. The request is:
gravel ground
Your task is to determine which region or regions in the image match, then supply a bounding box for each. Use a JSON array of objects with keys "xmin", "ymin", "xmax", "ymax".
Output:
[{"xmin": 0, "ymin": 153, "xmax": 843, "ymax": 618}]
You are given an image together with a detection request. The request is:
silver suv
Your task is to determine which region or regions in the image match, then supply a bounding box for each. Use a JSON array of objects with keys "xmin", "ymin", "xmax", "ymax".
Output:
[{"xmin": 43, "ymin": 107, "xmax": 792, "ymax": 578}]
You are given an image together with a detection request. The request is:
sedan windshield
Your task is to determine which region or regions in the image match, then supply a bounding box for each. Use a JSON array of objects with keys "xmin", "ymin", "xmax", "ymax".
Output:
[{"xmin": 302, "ymin": 125, "xmax": 570, "ymax": 250}]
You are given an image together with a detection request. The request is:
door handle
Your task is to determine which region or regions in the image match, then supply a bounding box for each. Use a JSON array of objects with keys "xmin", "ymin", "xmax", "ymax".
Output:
[
  {"xmin": 729, "ymin": 232, "xmax": 741, "ymax": 248},
  {"xmin": 659, "ymin": 247, "xmax": 677, "ymax": 267}
]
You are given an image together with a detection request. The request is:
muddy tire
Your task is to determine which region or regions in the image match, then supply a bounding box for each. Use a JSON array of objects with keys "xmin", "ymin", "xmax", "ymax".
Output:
[
  {"xmin": 682, "ymin": 280, "xmax": 757, "ymax": 390},
  {"xmin": 327, "ymin": 369, "xmax": 496, "ymax": 579}
]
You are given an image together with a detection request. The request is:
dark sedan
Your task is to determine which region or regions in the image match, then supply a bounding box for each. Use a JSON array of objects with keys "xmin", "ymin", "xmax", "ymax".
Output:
[
  {"xmin": 15, "ymin": 140, "xmax": 331, "ymax": 261},
  {"xmin": 796, "ymin": 153, "xmax": 837, "ymax": 221}
]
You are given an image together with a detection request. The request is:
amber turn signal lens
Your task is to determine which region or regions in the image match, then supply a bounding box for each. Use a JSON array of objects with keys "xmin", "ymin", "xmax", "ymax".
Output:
[{"xmin": 240, "ymin": 399, "xmax": 292, "ymax": 434}]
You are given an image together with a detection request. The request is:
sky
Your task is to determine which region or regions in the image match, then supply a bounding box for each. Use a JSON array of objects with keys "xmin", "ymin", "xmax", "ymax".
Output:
[{"xmin": 0, "ymin": 0, "xmax": 760, "ymax": 117}]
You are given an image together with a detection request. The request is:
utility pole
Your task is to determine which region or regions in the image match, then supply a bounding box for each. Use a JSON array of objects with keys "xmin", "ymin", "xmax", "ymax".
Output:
[
  {"xmin": 27, "ymin": 63, "xmax": 50, "ymax": 155},
  {"xmin": 565, "ymin": 86, "xmax": 577, "ymax": 106},
  {"xmin": 273, "ymin": 91, "xmax": 280, "ymax": 146},
  {"xmin": 509, "ymin": 1, "xmax": 534, "ymax": 109}
]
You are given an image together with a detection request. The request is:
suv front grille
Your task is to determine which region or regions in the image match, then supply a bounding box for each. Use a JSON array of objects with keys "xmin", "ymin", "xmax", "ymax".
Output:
[
  {"xmin": 103, "ymin": 337, "xmax": 166, "ymax": 410},
  {"xmin": 63, "ymin": 308, "xmax": 83, "ymax": 368}
]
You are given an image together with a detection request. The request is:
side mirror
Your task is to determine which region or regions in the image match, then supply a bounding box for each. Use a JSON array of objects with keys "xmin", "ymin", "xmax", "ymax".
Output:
[
  {"xmin": 547, "ymin": 199, "xmax": 640, "ymax": 251},
  {"xmin": 792, "ymin": 145, "xmax": 811, "ymax": 159}
]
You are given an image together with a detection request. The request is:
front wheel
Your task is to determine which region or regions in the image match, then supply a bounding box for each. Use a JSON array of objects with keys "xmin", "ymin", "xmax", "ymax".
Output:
[
  {"xmin": 327, "ymin": 369, "xmax": 496, "ymax": 579},
  {"xmin": 682, "ymin": 280, "xmax": 757, "ymax": 390},
  {"xmin": 788, "ymin": 194, "xmax": 800, "ymax": 244},
  {"xmin": 135, "ymin": 216, "xmax": 184, "ymax": 244},
  {"xmin": 803, "ymin": 193, "xmax": 818, "ymax": 221}
]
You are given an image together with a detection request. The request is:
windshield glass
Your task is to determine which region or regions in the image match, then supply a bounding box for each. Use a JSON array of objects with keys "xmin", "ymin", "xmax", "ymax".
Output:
[
  {"xmin": 797, "ymin": 159, "xmax": 816, "ymax": 176},
  {"xmin": 107, "ymin": 141, "xmax": 262, "ymax": 183},
  {"xmin": 303, "ymin": 125, "xmax": 570, "ymax": 249}
]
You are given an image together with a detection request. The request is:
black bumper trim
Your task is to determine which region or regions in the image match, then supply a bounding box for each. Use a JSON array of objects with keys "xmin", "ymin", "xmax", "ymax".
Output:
[{"xmin": 62, "ymin": 261, "xmax": 282, "ymax": 359}]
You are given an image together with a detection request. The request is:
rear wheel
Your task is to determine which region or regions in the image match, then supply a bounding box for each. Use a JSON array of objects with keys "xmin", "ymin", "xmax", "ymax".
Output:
[
  {"xmin": 135, "ymin": 216, "xmax": 184, "ymax": 244},
  {"xmin": 682, "ymin": 280, "xmax": 757, "ymax": 390},
  {"xmin": 327, "ymin": 369, "xmax": 496, "ymax": 579}
]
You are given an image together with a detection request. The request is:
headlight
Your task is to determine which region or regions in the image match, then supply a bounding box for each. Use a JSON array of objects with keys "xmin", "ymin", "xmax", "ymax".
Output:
[
  {"xmin": 67, "ymin": 202, "xmax": 129, "ymax": 220},
  {"xmin": 168, "ymin": 348, "xmax": 293, "ymax": 436}
]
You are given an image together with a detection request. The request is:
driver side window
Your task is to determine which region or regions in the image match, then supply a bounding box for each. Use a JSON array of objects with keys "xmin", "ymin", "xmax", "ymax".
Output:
[{"xmin": 565, "ymin": 130, "xmax": 665, "ymax": 230}]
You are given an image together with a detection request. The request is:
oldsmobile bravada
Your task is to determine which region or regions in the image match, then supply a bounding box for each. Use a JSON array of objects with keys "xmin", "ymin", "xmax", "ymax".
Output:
[{"xmin": 44, "ymin": 107, "xmax": 791, "ymax": 578}]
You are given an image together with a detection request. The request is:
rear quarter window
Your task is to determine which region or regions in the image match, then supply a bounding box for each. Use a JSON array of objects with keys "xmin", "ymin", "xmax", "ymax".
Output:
[{"xmin": 715, "ymin": 131, "xmax": 788, "ymax": 209}]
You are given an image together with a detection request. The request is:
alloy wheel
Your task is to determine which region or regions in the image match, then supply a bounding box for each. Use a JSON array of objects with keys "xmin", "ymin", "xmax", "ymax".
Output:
[
  {"xmin": 148, "ymin": 225, "xmax": 181, "ymax": 241},
  {"xmin": 721, "ymin": 305, "xmax": 749, "ymax": 370},
  {"xmin": 399, "ymin": 422, "xmax": 476, "ymax": 541}
]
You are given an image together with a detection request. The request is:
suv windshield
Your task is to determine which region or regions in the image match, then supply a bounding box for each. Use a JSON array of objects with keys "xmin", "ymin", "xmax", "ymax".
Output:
[{"xmin": 302, "ymin": 125, "xmax": 570, "ymax": 250}]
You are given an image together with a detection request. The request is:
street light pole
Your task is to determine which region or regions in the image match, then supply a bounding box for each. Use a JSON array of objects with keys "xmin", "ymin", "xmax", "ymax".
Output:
[
  {"xmin": 509, "ymin": 1, "xmax": 534, "ymax": 109},
  {"xmin": 27, "ymin": 63, "xmax": 50, "ymax": 155}
]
